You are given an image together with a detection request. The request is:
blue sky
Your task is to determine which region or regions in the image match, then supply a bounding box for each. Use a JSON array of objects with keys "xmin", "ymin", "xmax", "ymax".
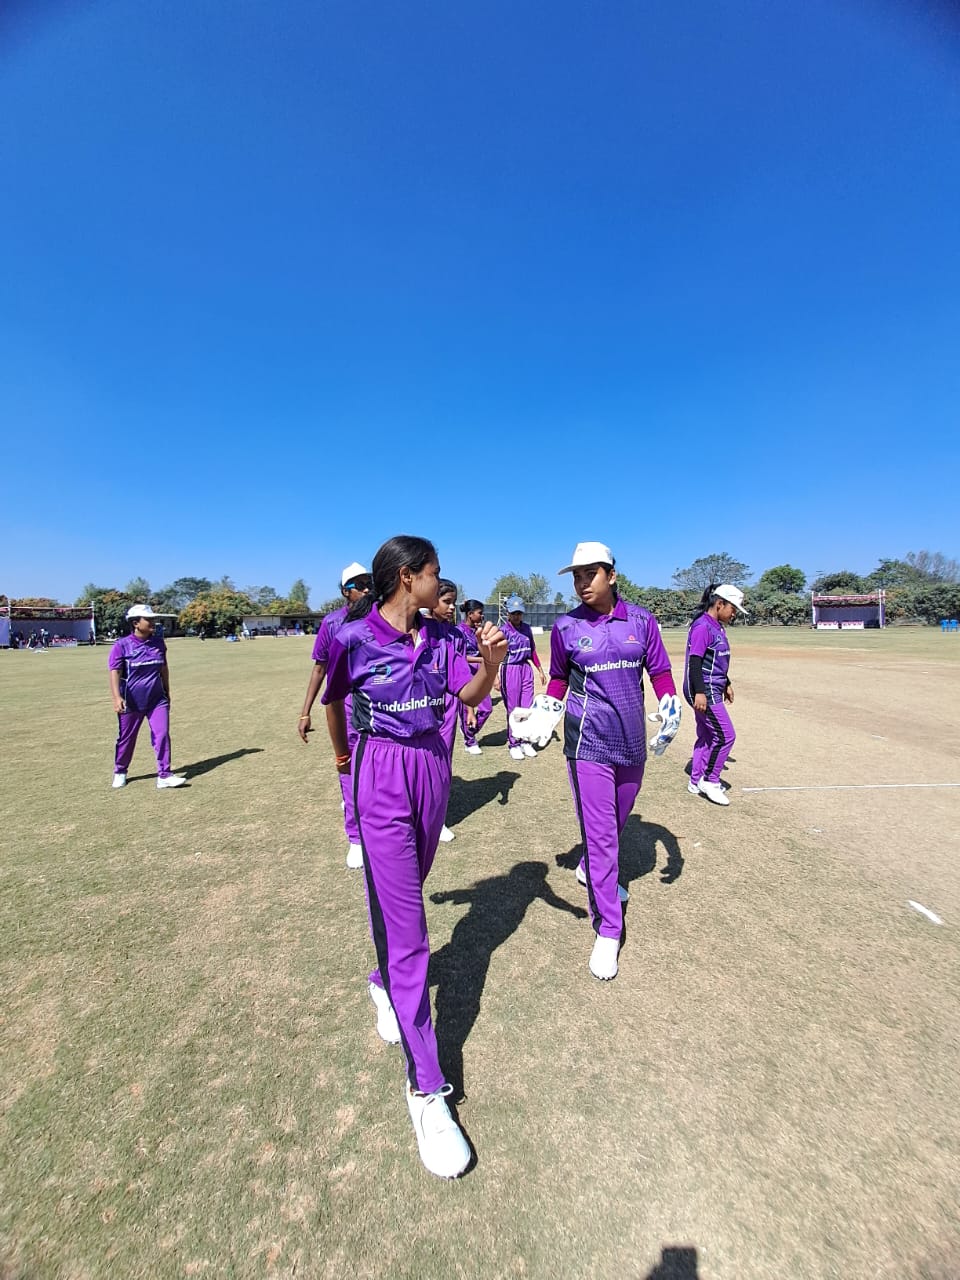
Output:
[{"xmin": 2, "ymin": 0, "xmax": 958, "ymax": 606}]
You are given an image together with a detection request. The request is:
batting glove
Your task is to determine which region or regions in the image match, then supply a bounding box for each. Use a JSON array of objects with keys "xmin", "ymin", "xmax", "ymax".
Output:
[
  {"xmin": 509, "ymin": 694, "xmax": 564, "ymax": 748},
  {"xmin": 647, "ymin": 693, "xmax": 681, "ymax": 756}
]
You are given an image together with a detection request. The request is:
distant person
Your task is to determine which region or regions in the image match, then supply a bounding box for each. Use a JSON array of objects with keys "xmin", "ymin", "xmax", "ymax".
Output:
[
  {"xmin": 496, "ymin": 596, "xmax": 546, "ymax": 761},
  {"xmin": 88, "ymin": 629, "xmax": 96, "ymax": 645},
  {"xmin": 108, "ymin": 605, "xmax": 186, "ymax": 790},
  {"xmin": 429, "ymin": 579, "xmax": 465, "ymax": 843},
  {"xmin": 321, "ymin": 535, "xmax": 506, "ymax": 1179},
  {"xmin": 298, "ymin": 562, "xmax": 373, "ymax": 869},
  {"xmin": 457, "ymin": 599, "xmax": 492, "ymax": 755},
  {"xmin": 683, "ymin": 583, "xmax": 747, "ymax": 807},
  {"xmin": 510, "ymin": 542, "xmax": 680, "ymax": 981}
]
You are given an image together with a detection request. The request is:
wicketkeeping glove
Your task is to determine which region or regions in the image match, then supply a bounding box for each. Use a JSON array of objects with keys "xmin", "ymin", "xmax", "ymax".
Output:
[
  {"xmin": 647, "ymin": 693, "xmax": 681, "ymax": 756},
  {"xmin": 509, "ymin": 695, "xmax": 565, "ymax": 748}
]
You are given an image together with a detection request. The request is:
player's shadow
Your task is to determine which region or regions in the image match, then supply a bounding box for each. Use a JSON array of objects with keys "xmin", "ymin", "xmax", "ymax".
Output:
[
  {"xmin": 429, "ymin": 861, "xmax": 587, "ymax": 1100},
  {"xmin": 129, "ymin": 747, "xmax": 264, "ymax": 783},
  {"xmin": 555, "ymin": 817, "xmax": 684, "ymax": 887},
  {"xmin": 478, "ymin": 727, "xmax": 508, "ymax": 748},
  {"xmin": 446, "ymin": 770, "xmax": 521, "ymax": 827},
  {"xmin": 645, "ymin": 1246, "xmax": 700, "ymax": 1279}
]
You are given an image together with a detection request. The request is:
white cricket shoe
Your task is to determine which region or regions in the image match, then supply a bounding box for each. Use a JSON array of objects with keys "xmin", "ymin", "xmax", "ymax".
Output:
[
  {"xmin": 509, "ymin": 746, "xmax": 525, "ymax": 761},
  {"xmin": 464, "ymin": 744, "xmax": 483, "ymax": 756},
  {"xmin": 156, "ymin": 775, "xmax": 187, "ymax": 789},
  {"xmin": 521, "ymin": 742, "xmax": 537, "ymax": 758},
  {"xmin": 406, "ymin": 1083, "xmax": 471, "ymax": 1179},
  {"xmin": 687, "ymin": 780, "xmax": 701, "ymax": 796},
  {"xmin": 698, "ymin": 780, "xmax": 730, "ymax": 806},
  {"xmin": 346, "ymin": 843, "xmax": 364, "ymax": 869},
  {"xmin": 575, "ymin": 864, "xmax": 629, "ymax": 902},
  {"xmin": 112, "ymin": 773, "xmax": 127, "ymax": 789},
  {"xmin": 438, "ymin": 825, "xmax": 455, "ymax": 843},
  {"xmin": 368, "ymin": 982, "xmax": 401, "ymax": 1044},
  {"xmin": 589, "ymin": 935, "xmax": 620, "ymax": 980}
]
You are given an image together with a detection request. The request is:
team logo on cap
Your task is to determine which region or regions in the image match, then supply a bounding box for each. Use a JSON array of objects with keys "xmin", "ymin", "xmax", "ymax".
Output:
[{"xmin": 577, "ymin": 635, "xmax": 594, "ymax": 650}]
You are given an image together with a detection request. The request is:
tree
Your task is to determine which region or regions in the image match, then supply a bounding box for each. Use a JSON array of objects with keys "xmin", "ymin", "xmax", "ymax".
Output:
[
  {"xmin": 553, "ymin": 592, "xmax": 565, "ymax": 607},
  {"xmin": 214, "ymin": 574, "xmax": 236, "ymax": 592},
  {"xmin": 756, "ymin": 565, "xmax": 806, "ymax": 594},
  {"xmin": 178, "ymin": 588, "xmax": 254, "ymax": 636},
  {"xmin": 672, "ymin": 554, "xmax": 750, "ymax": 593},
  {"xmin": 904, "ymin": 550, "xmax": 960, "ymax": 583},
  {"xmin": 863, "ymin": 559, "xmax": 921, "ymax": 589},
  {"xmin": 244, "ymin": 586, "xmax": 280, "ymax": 609},
  {"xmin": 487, "ymin": 572, "xmax": 549, "ymax": 605},
  {"xmin": 124, "ymin": 577, "xmax": 151, "ymax": 600},
  {"xmin": 288, "ymin": 578, "xmax": 310, "ymax": 607},
  {"xmin": 809, "ymin": 570, "xmax": 865, "ymax": 594},
  {"xmin": 171, "ymin": 577, "xmax": 212, "ymax": 605}
]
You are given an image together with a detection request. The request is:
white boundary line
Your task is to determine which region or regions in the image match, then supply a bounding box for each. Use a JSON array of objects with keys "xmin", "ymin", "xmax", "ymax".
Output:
[
  {"xmin": 907, "ymin": 901, "xmax": 943, "ymax": 925},
  {"xmin": 742, "ymin": 782, "xmax": 960, "ymax": 793}
]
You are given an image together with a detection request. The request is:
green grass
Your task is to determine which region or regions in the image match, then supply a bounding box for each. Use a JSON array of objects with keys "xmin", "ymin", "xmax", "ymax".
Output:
[{"xmin": 1, "ymin": 631, "xmax": 959, "ymax": 1279}]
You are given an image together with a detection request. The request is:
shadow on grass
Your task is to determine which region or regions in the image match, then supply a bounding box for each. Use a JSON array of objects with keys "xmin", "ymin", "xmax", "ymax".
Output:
[
  {"xmin": 645, "ymin": 1246, "xmax": 700, "ymax": 1278},
  {"xmin": 478, "ymin": 728, "xmax": 508, "ymax": 748},
  {"xmin": 128, "ymin": 747, "xmax": 264, "ymax": 783},
  {"xmin": 555, "ymin": 816, "xmax": 684, "ymax": 887},
  {"xmin": 446, "ymin": 770, "xmax": 521, "ymax": 827},
  {"xmin": 429, "ymin": 861, "xmax": 587, "ymax": 1101}
]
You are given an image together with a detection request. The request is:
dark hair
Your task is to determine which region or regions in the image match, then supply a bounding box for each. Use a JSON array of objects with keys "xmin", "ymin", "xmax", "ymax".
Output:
[
  {"xmin": 347, "ymin": 535, "xmax": 438, "ymax": 621},
  {"xmin": 437, "ymin": 579, "xmax": 457, "ymax": 599},
  {"xmin": 460, "ymin": 598, "xmax": 484, "ymax": 615},
  {"xmin": 692, "ymin": 583, "xmax": 721, "ymax": 623},
  {"xmin": 340, "ymin": 572, "xmax": 373, "ymax": 598}
]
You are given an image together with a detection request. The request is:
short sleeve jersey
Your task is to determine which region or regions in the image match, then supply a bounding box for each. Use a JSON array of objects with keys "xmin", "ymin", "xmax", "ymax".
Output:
[
  {"xmin": 550, "ymin": 599, "xmax": 672, "ymax": 767},
  {"xmin": 683, "ymin": 614, "xmax": 731, "ymax": 705},
  {"xmin": 457, "ymin": 621, "xmax": 481, "ymax": 663},
  {"xmin": 322, "ymin": 605, "xmax": 472, "ymax": 739},
  {"xmin": 311, "ymin": 605, "xmax": 349, "ymax": 664},
  {"xmin": 108, "ymin": 634, "xmax": 168, "ymax": 712},
  {"xmin": 502, "ymin": 620, "xmax": 536, "ymax": 666}
]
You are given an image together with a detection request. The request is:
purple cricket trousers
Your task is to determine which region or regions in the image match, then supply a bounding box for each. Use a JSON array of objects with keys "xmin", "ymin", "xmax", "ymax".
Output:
[
  {"xmin": 115, "ymin": 702, "xmax": 172, "ymax": 777},
  {"xmin": 567, "ymin": 759, "xmax": 644, "ymax": 940},
  {"xmin": 338, "ymin": 721, "xmax": 360, "ymax": 842},
  {"xmin": 691, "ymin": 703, "xmax": 736, "ymax": 784},
  {"xmin": 458, "ymin": 694, "xmax": 491, "ymax": 748},
  {"xmin": 501, "ymin": 664, "xmax": 533, "ymax": 748},
  {"xmin": 354, "ymin": 732, "xmax": 450, "ymax": 1094}
]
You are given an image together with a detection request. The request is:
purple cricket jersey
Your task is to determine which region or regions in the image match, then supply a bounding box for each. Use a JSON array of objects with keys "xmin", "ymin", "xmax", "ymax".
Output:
[
  {"xmin": 683, "ymin": 614, "xmax": 731, "ymax": 706},
  {"xmin": 108, "ymin": 634, "xmax": 168, "ymax": 713},
  {"xmin": 311, "ymin": 604, "xmax": 349, "ymax": 664},
  {"xmin": 322, "ymin": 605, "xmax": 472, "ymax": 739},
  {"xmin": 502, "ymin": 619, "xmax": 536, "ymax": 665},
  {"xmin": 549, "ymin": 599, "xmax": 672, "ymax": 767},
  {"xmin": 457, "ymin": 620, "xmax": 482, "ymax": 665}
]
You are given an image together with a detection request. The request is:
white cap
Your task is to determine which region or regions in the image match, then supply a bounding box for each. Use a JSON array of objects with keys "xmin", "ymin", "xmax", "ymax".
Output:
[
  {"xmin": 557, "ymin": 541, "xmax": 615, "ymax": 574},
  {"xmin": 126, "ymin": 604, "xmax": 156, "ymax": 620},
  {"xmin": 505, "ymin": 595, "xmax": 525, "ymax": 613},
  {"xmin": 714, "ymin": 584, "xmax": 748, "ymax": 615},
  {"xmin": 340, "ymin": 562, "xmax": 369, "ymax": 588}
]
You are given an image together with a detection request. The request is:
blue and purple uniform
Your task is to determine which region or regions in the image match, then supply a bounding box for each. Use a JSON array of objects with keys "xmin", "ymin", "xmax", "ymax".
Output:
[
  {"xmin": 313, "ymin": 605, "xmax": 359, "ymax": 841},
  {"xmin": 433, "ymin": 619, "xmax": 468, "ymax": 756},
  {"xmin": 550, "ymin": 599, "xmax": 675, "ymax": 939},
  {"xmin": 322, "ymin": 605, "xmax": 472, "ymax": 1094},
  {"xmin": 457, "ymin": 620, "xmax": 492, "ymax": 747},
  {"xmin": 500, "ymin": 619, "xmax": 542, "ymax": 748},
  {"xmin": 683, "ymin": 613, "xmax": 735, "ymax": 785},
  {"xmin": 108, "ymin": 633, "xmax": 173, "ymax": 777}
]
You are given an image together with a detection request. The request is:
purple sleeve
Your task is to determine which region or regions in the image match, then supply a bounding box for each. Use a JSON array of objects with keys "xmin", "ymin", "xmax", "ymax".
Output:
[
  {"xmin": 320, "ymin": 637, "xmax": 352, "ymax": 704},
  {"xmin": 650, "ymin": 670, "xmax": 677, "ymax": 699},
  {"xmin": 108, "ymin": 640, "xmax": 124, "ymax": 671},
  {"xmin": 687, "ymin": 616, "xmax": 709, "ymax": 659},
  {"xmin": 313, "ymin": 616, "xmax": 333, "ymax": 664},
  {"xmin": 447, "ymin": 646, "xmax": 472, "ymax": 695},
  {"xmin": 643, "ymin": 613, "xmax": 673, "ymax": 679},
  {"xmin": 549, "ymin": 622, "xmax": 570, "ymax": 683}
]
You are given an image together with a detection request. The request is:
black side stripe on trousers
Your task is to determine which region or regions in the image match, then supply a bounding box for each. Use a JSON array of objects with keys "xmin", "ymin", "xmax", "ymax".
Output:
[
  {"xmin": 704, "ymin": 707, "xmax": 732, "ymax": 780},
  {"xmin": 568, "ymin": 761, "xmax": 601, "ymax": 935},
  {"xmin": 352, "ymin": 734, "xmax": 419, "ymax": 1088}
]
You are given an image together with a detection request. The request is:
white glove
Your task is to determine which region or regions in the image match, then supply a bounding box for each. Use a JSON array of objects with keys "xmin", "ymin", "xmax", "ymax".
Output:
[
  {"xmin": 509, "ymin": 695, "xmax": 564, "ymax": 748},
  {"xmin": 647, "ymin": 693, "xmax": 681, "ymax": 756}
]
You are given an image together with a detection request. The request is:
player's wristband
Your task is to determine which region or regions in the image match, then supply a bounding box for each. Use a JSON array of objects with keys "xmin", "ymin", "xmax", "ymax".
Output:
[
  {"xmin": 334, "ymin": 752, "xmax": 351, "ymax": 766},
  {"xmin": 299, "ymin": 714, "xmax": 310, "ymax": 719}
]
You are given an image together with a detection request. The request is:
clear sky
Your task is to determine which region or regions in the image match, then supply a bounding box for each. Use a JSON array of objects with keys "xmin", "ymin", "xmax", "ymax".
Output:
[{"xmin": 2, "ymin": 0, "xmax": 958, "ymax": 606}]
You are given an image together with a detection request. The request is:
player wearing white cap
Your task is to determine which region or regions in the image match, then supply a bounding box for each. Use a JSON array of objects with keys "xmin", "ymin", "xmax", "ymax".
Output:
[
  {"xmin": 108, "ymin": 605, "xmax": 186, "ymax": 789},
  {"xmin": 683, "ymin": 583, "xmax": 747, "ymax": 806}
]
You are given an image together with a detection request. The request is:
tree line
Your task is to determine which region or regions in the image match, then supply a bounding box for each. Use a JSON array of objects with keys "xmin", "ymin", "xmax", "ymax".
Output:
[{"xmin": 6, "ymin": 547, "xmax": 957, "ymax": 635}]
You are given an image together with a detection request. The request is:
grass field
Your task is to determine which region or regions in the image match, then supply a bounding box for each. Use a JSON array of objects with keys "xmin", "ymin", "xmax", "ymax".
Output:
[{"xmin": 2, "ymin": 628, "xmax": 959, "ymax": 1280}]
